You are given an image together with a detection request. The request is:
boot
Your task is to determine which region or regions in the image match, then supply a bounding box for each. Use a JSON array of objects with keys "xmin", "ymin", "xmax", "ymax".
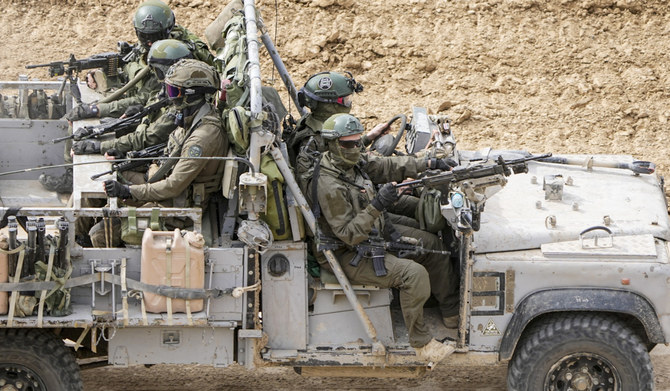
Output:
[
  {"xmin": 39, "ymin": 168, "xmax": 72, "ymax": 193},
  {"xmin": 442, "ymin": 315, "xmax": 459, "ymax": 328},
  {"xmin": 415, "ymin": 339, "xmax": 455, "ymax": 363}
]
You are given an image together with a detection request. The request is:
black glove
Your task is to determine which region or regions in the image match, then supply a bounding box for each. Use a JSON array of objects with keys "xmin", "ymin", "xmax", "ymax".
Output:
[
  {"xmin": 371, "ymin": 183, "xmax": 399, "ymax": 211},
  {"xmin": 104, "ymin": 180, "xmax": 131, "ymax": 199},
  {"xmin": 72, "ymin": 139, "xmax": 101, "ymax": 155},
  {"xmin": 429, "ymin": 157, "xmax": 459, "ymax": 170},
  {"xmin": 105, "ymin": 148, "xmax": 125, "ymax": 159},
  {"xmin": 123, "ymin": 105, "xmax": 144, "ymax": 118},
  {"xmin": 64, "ymin": 103, "xmax": 99, "ymax": 121},
  {"xmin": 72, "ymin": 126, "xmax": 94, "ymax": 141}
]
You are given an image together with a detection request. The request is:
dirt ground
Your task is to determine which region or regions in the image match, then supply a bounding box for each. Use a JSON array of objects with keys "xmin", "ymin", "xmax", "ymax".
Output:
[{"xmin": 2, "ymin": 0, "xmax": 670, "ymax": 388}]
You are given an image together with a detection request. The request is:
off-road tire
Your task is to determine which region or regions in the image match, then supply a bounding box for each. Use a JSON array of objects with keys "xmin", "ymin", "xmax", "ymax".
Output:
[
  {"xmin": 507, "ymin": 313, "xmax": 653, "ymax": 391},
  {"xmin": 0, "ymin": 328, "xmax": 83, "ymax": 391}
]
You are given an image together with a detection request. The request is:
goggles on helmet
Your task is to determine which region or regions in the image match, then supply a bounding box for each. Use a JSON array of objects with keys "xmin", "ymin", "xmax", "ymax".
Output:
[{"xmin": 337, "ymin": 94, "xmax": 353, "ymax": 108}]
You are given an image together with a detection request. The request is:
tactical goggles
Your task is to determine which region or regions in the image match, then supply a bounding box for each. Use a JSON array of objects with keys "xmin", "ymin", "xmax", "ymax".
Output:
[
  {"xmin": 338, "ymin": 94, "xmax": 353, "ymax": 108},
  {"xmin": 136, "ymin": 30, "xmax": 168, "ymax": 48},
  {"xmin": 165, "ymin": 84, "xmax": 183, "ymax": 99},
  {"xmin": 151, "ymin": 64, "xmax": 170, "ymax": 82},
  {"xmin": 338, "ymin": 139, "xmax": 362, "ymax": 149}
]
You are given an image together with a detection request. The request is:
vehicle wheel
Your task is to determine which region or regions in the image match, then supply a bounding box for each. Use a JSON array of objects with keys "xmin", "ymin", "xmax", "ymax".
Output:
[
  {"xmin": 0, "ymin": 329, "xmax": 83, "ymax": 391},
  {"xmin": 507, "ymin": 313, "xmax": 653, "ymax": 391}
]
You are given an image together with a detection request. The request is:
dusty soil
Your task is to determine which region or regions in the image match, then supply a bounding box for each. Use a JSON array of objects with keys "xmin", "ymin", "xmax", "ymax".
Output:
[
  {"xmin": 3, "ymin": 0, "xmax": 670, "ymax": 388},
  {"xmin": 77, "ymin": 346, "xmax": 670, "ymax": 390}
]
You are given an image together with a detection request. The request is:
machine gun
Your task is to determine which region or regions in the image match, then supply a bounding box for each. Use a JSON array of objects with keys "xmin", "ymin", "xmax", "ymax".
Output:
[
  {"xmin": 397, "ymin": 153, "xmax": 552, "ymax": 232},
  {"xmin": 52, "ymin": 98, "xmax": 169, "ymax": 144},
  {"xmin": 317, "ymin": 230, "xmax": 450, "ymax": 277},
  {"xmin": 26, "ymin": 42, "xmax": 136, "ymax": 104},
  {"xmin": 90, "ymin": 142, "xmax": 167, "ymax": 180}
]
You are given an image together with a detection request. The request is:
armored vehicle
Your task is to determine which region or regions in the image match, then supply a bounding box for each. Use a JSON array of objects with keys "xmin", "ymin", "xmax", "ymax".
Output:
[{"xmin": 0, "ymin": 1, "xmax": 667, "ymax": 390}]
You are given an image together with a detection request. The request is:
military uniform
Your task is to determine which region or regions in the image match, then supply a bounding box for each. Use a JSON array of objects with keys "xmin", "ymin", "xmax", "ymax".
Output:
[
  {"xmin": 89, "ymin": 103, "xmax": 226, "ymax": 247},
  {"xmin": 316, "ymin": 152, "xmax": 457, "ymax": 347}
]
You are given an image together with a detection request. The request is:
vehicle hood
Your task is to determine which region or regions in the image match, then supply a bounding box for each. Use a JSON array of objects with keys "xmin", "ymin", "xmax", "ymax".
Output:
[{"xmin": 472, "ymin": 154, "xmax": 670, "ymax": 253}]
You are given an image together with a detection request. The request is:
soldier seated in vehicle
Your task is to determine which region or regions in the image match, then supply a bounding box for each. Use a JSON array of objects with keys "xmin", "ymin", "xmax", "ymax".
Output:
[
  {"xmin": 39, "ymin": 0, "xmax": 216, "ymax": 193},
  {"xmin": 313, "ymin": 113, "xmax": 458, "ymax": 362},
  {"xmin": 92, "ymin": 59, "xmax": 226, "ymax": 247}
]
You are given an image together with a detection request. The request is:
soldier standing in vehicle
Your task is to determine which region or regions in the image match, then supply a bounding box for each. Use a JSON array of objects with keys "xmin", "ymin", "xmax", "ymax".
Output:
[
  {"xmin": 39, "ymin": 0, "xmax": 216, "ymax": 193},
  {"xmin": 314, "ymin": 113, "xmax": 458, "ymax": 362},
  {"xmin": 94, "ymin": 59, "xmax": 226, "ymax": 247}
]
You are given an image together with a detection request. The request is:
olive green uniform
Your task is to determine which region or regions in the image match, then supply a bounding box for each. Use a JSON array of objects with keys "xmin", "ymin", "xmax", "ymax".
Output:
[
  {"xmin": 316, "ymin": 153, "xmax": 457, "ymax": 347},
  {"xmin": 89, "ymin": 103, "xmax": 226, "ymax": 246},
  {"xmin": 128, "ymin": 103, "xmax": 225, "ymax": 204},
  {"xmin": 97, "ymin": 26, "xmax": 215, "ymax": 154}
]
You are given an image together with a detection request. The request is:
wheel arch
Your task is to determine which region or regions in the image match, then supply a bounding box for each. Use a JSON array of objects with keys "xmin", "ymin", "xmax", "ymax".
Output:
[{"xmin": 499, "ymin": 288, "xmax": 665, "ymax": 361}]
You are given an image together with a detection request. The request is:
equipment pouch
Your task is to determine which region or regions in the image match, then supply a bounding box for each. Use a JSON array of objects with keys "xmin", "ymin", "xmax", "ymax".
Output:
[
  {"xmin": 121, "ymin": 207, "xmax": 164, "ymax": 246},
  {"xmin": 224, "ymin": 105, "xmax": 250, "ymax": 155},
  {"xmin": 259, "ymin": 155, "xmax": 291, "ymax": 241},
  {"xmin": 416, "ymin": 189, "xmax": 447, "ymax": 234}
]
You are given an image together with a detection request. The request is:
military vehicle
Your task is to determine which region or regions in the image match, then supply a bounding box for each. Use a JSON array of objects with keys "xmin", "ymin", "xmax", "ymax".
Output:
[{"xmin": 0, "ymin": 1, "xmax": 666, "ymax": 390}]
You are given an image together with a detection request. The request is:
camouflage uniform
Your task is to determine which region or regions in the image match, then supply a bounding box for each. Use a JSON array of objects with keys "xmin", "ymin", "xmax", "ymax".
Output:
[
  {"xmin": 89, "ymin": 103, "xmax": 226, "ymax": 246},
  {"xmin": 316, "ymin": 152, "xmax": 458, "ymax": 347}
]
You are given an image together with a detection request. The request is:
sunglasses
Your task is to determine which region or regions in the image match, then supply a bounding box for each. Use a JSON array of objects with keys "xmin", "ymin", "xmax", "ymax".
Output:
[{"xmin": 338, "ymin": 139, "xmax": 361, "ymax": 149}]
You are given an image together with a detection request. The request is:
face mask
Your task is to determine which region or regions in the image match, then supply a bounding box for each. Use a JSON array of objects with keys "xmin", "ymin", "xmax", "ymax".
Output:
[
  {"xmin": 312, "ymin": 102, "xmax": 351, "ymax": 122},
  {"xmin": 328, "ymin": 139, "xmax": 360, "ymax": 170}
]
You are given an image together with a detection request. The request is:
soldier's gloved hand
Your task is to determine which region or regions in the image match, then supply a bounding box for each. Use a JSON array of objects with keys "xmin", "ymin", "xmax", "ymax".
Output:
[
  {"xmin": 104, "ymin": 148, "xmax": 124, "ymax": 160},
  {"xmin": 428, "ymin": 157, "xmax": 459, "ymax": 171},
  {"xmin": 72, "ymin": 139, "xmax": 101, "ymax": 155},
  {"xmin": 64, "ymin": 103, "xmax": 99, "ymax": 121},
  {"xmin": 123, "ymin": 105, "xmax": 144, "ymax": 118},
  {"xmin": 72, "ymin": 126, "xmax": 94, "ymax": 141},
  {"xmin": 371, "ymin": 183, "xmax": 399, "ymax": 211},
  {"xmin": 104, "ymin": 180, "xmax": 131, "ymax": 199}
]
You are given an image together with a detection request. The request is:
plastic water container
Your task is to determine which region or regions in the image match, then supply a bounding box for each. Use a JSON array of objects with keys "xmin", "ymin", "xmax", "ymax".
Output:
[
  {"xmin": 140, "ymin": 229, "xmax": 205, "ymax": 313},
  {"xmin": 0, "ymin": 235, "xmax": 8, "ymax": 315}
]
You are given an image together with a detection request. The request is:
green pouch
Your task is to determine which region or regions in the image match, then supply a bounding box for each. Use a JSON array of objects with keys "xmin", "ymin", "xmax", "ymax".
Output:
[
  {"xmin": 416, "ymin": 189, "xmax": 447, "ymax": 234},
  {"xmin": 259, "ymin": 155, "xmax": 291, "ymax": 241},
  {"xmin": 121, "ymin": 207, "xmax": 163, "ymax": 245}
]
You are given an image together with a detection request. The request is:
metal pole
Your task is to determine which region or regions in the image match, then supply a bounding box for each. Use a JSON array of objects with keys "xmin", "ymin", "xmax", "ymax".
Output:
[
  {"xmin": 269, "ymin": 145, "xmax": 385, "ymax": 354},
  {"xmin": 243, "ymin": 0, "xmax": 265, "ymax": 172},
  {"xmin": 257, "ymin": 19, "xmax": 307, "ymax": 117}
]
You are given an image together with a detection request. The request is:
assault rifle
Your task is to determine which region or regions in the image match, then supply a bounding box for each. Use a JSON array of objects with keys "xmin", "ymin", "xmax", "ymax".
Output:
[
  {"xmin": 397, "ymin": 153, "xmax": 552, "ymax": 194},
  {"xmin": 90, "ymin": 142, "xmax": 167, "ymax": 180},
  {"xmin": 26, "ymin": 42, "xmax": 135, "ymax": 104},
  {"xmin": 317, "ymin": 230, "xmax": 450, "ymax": 277},
  {"xmin": 52, "ymin": 98, "xmax": 170, "ymax": 144}
]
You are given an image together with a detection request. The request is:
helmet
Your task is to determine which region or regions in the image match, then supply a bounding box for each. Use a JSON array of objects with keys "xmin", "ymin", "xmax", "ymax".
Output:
[
  {"xmin": 164, "ymin": 59, "xmax": 220, "ymax": 107},
  {"xmin": 148, "ymin": 39, "xmax": 194, "ymax": 81},
  {"xmin": 321, "ymin": 113, "xmax": 364, "ymax": 140},
  {"xmin": 134, "ymin": 0, "xmax": 175, "ymax": 48},
  {"xmin": 297, "ymin": 71, "xmax": 363, "ymax": 110}
]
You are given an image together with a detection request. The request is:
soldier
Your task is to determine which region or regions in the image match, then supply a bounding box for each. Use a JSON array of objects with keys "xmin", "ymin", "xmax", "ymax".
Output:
[
  {"xmin": 313, "ymin": 113, "xmax": 457, "ymax": 362},
  {"xmin": 39, "ymin": 0, "xmax": 216, "ymax": 192},
  {"xmin": 288, "ymin": 71, "xmax": 394, "ymax": 196},
  {"xmin": 71, "ymin": 39, "xmax": 194, "ymax": 158},
  {"xmin": 93, "ymin": 59, "xmax": 226, "ymax": 247}
]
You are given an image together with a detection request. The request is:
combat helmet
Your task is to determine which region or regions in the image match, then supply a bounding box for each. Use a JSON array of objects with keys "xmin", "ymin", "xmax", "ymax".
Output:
[
  {"xmin": 148, "ymin": 39, "xmax": 194, "ymax": 81},
  {"xmin": 321, "ymin": 113, "xmax": 365, "ymax": 140},
  {"xmin": 134, "ymin": 0, "xmax": 176, "ymax": 48},
  {"xmin": 297, "ymin": 71, "xmax": 363, "ymax": 110},
  {"xmin": 165, "ymin": 59, "xmax": 220, "ymax": 108}
]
